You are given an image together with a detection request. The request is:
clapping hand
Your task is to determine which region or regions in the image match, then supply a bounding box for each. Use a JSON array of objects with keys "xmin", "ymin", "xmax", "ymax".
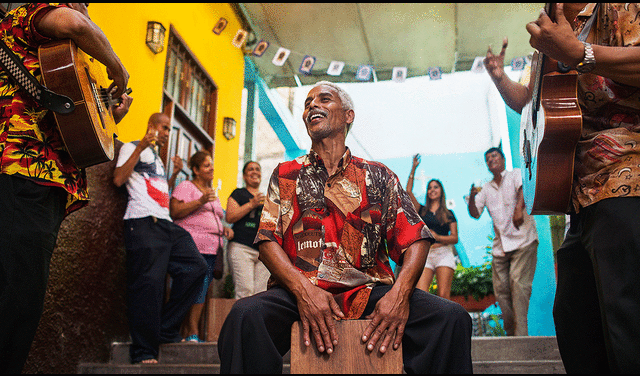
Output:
[
  {"xmin": 199, "ymin": 188, "xmax": 218, "ymax": 205},
  {"xmin": 171, "ymin": 156, "xmax": 183, "ymax": 175}
]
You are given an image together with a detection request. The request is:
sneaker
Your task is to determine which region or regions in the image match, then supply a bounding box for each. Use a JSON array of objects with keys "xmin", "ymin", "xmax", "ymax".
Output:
[{"xmin": 184, "ymin": 334, "xmax": 200, "ymax": 343}]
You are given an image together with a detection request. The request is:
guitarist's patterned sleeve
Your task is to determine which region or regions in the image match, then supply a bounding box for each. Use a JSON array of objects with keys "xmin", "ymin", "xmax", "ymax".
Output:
[{"xmin": 0, "ymin": 3, "xmax": 88, "ymax": 215}]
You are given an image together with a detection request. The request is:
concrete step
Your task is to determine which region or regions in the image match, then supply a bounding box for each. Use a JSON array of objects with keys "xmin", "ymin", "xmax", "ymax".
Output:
[
  {"xmin": 78, "ymin": 364, "xmax": 220, "ymax": 374},
  {"xmin": 78, "ymin": 360, "xmax": 566, "ymax": 375},
  {"xmin": 108, "ymin": 336, "xmax": 559, "ymax": 364},
  {"xmin": 108, "ymin": 341, "xmax": 291, "ymax": 365},
  {"xmin": 473, "ymin": 360, "xmax": 566, "ymax": 374},
  {"xmin": 472, "ymin": 336, "xmax": 562, "ymax": 361},
  {"xmin": 79, "ymin": 337, "xmax": 565, "ymax": 374},
  {"xmin": 77, "ymin": 363, "xmax": 291, "ymax": 374}
]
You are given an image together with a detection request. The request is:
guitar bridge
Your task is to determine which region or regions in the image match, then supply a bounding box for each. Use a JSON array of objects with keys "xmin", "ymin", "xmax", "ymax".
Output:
[{"xmin": 90, "ymin": 81, "xmax": 105, "ymax": 114}]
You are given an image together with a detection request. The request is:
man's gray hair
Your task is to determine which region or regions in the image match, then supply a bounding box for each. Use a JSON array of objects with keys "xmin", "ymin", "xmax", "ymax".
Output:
[{"xmin": 312, "ymin": 80, "xmax": 355, "ymax": 133}]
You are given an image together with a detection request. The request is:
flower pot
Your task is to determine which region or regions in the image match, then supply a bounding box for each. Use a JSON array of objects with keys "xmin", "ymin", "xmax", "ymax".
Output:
[{"xmin": 450, "ymin": 294, "xmax": 496, "ymax": 312}]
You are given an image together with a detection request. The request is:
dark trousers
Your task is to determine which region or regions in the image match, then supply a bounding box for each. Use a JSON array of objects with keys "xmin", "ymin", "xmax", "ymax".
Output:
[
  {"xmin": 218, "ymin": 285, "xmax": 473, "ymax": 374},
  {"xmin": 0, "ymin": 174, "xmax": 67, "ymax": 374},
  {"xmin": 124, "ymin": 216, "xmax": 207, "ymax": 363},
  {"xmin": 553, "ymin": 197, "xmax": 640, "ymax": 373}
]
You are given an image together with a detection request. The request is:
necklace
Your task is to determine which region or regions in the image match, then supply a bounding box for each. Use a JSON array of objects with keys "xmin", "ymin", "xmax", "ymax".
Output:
[{"xmin": 192, "ymin": 179, "xmax": 211, "ymax": 193}]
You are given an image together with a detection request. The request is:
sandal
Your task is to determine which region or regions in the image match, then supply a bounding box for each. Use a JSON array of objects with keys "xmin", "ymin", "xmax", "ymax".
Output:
[
  {"xmin": 135, "ymin": 358, "xmax": 158, "ymax": 365},
  {"xmin": 184, "ymin": 334, "xmax": 201, "ymax": 343}
]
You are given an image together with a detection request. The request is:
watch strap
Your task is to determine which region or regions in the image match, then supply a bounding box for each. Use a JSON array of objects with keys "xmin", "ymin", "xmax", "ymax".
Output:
[{"xmin": 577, "ymin": 42, "xmax": 595, "ymax": 72}]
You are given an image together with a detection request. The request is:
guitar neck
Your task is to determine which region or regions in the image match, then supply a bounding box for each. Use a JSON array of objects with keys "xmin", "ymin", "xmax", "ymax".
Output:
[{"xmin": 531, "ymin": 3, "xmax": 556, "ymax": 113}]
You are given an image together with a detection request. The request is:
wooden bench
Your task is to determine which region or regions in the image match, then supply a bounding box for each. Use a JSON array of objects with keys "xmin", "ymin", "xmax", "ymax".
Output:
[
  {"xmin": 205, "ymin": 298, "xmax": 237, "ymax": 342},
  {"xmin": 290, "ymin": 319, "xmax": 403, "ymax": 374}
]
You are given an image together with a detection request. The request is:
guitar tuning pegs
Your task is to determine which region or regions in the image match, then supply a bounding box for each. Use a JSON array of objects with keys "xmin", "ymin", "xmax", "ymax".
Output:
[{"xmin": 557, "ymin": 61, "xmax": 571, "ymax": 73}]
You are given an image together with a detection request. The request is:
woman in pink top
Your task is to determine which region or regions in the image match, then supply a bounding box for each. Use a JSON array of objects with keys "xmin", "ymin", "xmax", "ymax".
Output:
[{"xmin": 170, "ymin": 150, "xmax": 233, "ymax": 342}]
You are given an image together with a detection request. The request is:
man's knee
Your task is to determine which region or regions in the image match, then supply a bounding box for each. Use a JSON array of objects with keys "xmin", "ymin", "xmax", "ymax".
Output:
[
  {"xmin": 448, "ymin": 301, "xmax": 472, "ymax": 329},
  {"xmin": 195, "ymin": 256, "xmax": 208, "ymax": 276},
  {"xmin": 226, "ymin": 295, "xmax": 263, "ymax": 324}
]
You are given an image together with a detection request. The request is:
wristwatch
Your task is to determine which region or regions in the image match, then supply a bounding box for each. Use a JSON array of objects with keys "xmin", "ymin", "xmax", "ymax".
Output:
[{"xmin": 576, "ymin": 42, "xmax": 596, "ymax": 73}]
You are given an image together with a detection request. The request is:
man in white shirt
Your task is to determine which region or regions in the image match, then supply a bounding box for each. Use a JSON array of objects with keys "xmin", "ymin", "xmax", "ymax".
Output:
[
  {"xmin": 467, "ymin": 147, "xmax": 538, "ymax": 336},
  {"xmin": 113, "ymin": 113, "xmax": 207, "ymax": 364}
]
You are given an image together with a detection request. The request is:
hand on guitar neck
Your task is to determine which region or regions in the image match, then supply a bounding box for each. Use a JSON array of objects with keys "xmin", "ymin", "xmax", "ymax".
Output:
[
  {"xmin": 111, "ymin": 88, "xmax": 133, "ymax": 124},
  {"xmin": 525, "ymin": 3, "xmax": 587, "ymax": 70}
]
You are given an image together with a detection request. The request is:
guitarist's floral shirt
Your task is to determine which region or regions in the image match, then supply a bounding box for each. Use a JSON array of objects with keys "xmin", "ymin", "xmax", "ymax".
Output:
[
  {"xmin": 255, "ymin": 148, "xmax": 434, "ymax": 319},
  {"xmin": 573, "ymin": 3, "xmax": 640, "ymax": 211},
  {"xmin": 0, "ymin": 3, "xmax": 87, "ymax": 216}
]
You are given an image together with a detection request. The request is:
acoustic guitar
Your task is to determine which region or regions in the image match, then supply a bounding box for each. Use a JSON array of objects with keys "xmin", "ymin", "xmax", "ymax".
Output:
[
  {"xmin": 38, "ymin": 39, "xmax": 124, "ymax": 169},
  {"xmin": 519, "ymin": 3, "xmax": 583, "ymax": 215}
]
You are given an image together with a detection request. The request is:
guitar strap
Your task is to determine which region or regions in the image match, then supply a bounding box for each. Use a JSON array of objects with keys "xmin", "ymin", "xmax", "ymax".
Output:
[
  {"xmin": 577, "ymin": 3, "xmax": 599, "ymax": 43},
  {"xmin": 0, "ymin": 38, "xmax": 75, "ymax": 114},
  {"xmin": 556, "ymin": 3, "xmax": 600, "ymax": 73}
]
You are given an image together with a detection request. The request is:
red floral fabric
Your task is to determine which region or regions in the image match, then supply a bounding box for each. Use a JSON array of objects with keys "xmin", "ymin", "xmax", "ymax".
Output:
[
  {"xmin": 0, "ymin": 3, "xmax": 88, "ymax": 216},
  {"xmin": 256, "ymin": 148, "xmax": 433, "ymax": 318}
]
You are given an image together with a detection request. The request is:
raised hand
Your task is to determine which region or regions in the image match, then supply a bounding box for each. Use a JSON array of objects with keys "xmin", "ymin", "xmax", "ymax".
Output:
[
  {"xmin": 171, "ymin": 156, "xmax": 183, "ymax": 175},
  {"xmin": 139, "ymin": 128, "xmax": 158, "ymax": 150},
  {"xmin": 411, "ymin": 153, "xmax": 420, "ymax": 170},
  {"xmin": 250, "ymin": 192, "xmax": 265, "ymax": 208},
  {"xmin": 485, "ymin": 37, "xmax": 509, "ymax": 84}
]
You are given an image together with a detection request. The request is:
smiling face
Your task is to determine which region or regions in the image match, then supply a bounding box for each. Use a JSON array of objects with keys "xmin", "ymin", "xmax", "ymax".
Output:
[
  {"xmin": 193, "ymin": 155, "xmax": 214, "ymax": 181},
  {"xmin": 427, "ymin": 180, "xmax": 443, "ymax": 201},
  {"xmin": 302, "ymin": 84, "xmax": 354, "ymax": 141},
  {"xmin": 485, "ymin": 150, "xmax": 505, "ymax": 175},
  {"xmin": 243, "ymin": 161, "xmax": 261, "ymax": 188},
  {"xmin": 149, "ymin": 114, "xmax": 171, "ymax": 147}
]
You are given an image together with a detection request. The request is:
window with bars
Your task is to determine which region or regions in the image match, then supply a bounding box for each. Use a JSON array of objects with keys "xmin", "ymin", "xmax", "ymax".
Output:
[
  {"xmin": 161, "ymin": 27, "xmax": 218, "ymax": 184},
  {"xmin": 163, "ymin": 31, "xmax": 216, "ymax": 134}
]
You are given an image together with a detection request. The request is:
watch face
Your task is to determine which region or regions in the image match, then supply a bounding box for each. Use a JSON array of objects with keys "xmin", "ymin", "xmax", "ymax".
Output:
[{"xmin": 577, "ymin": 63, "xmax": 595, "ymax": 73}]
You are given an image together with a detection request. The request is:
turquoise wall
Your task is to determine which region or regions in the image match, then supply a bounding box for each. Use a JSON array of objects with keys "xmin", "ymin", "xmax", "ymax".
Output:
[{"xmin": 380, "ymin": 107, "xmax": 556, "ymax": 336}]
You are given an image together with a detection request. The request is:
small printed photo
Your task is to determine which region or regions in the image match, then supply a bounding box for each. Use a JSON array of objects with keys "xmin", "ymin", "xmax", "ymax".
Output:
[
  {"xmin": 299, "ymin": 55, "xmax": 316, "ymax": 75},
  {"xmin": 355, "ymin": 65, "xmax": 373, "ymax": 81},
  {"xmin": 252, "ymin": 40, "xmax": 270, "ymax": 57},
  {"xmin": 428, "ymin": 66, "xmax": 442, "ymax": 80},
  {"xmin": 511, "ymin": 56, "xmax": 526, "ymax": 71},
  {"xmin": 471, "ymin": 56, "xmax": 486, "ymax": 73},
  {"xmin": 392, "ymin": 67, "xmax": 407, "ymax": 83},
  {"xmin": 327, "ymin": 61, "xmax": 345, "ymax": 76},
  {"xmin": 272, "ymin": 47, "xmax": 291, "ymax": 66},
  {"xmin": 213, "ymin": 18, "xmax": 228, "ymax": 35},
  {"xmin": 232, "ymin": 29, "xmax": 248, "ymax": 48}
]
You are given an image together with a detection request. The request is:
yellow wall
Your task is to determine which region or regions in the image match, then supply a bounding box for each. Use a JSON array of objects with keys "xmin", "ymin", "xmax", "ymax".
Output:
[{"xmin": 88, "ymin": 3, "xmax": 245, "ymax": 207}]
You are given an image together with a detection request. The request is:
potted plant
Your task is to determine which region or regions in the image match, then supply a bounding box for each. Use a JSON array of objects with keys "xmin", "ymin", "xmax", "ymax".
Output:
[{"xmin": 429, "ymin": 251, "xmax": 496, "ymax": 312}]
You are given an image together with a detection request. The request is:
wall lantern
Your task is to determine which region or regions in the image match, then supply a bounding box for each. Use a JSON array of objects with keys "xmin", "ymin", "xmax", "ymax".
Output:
[
  {"xmin": 146, "ymin": 21, "xmax": 166, "ymax": 54},
  {"xmin": 223, "ymin": 117, "xmax": 236, "ymax": 140}
]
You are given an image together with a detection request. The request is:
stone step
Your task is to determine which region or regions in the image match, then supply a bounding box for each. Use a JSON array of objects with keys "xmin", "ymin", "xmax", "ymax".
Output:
[
  {"xmin": 473, "ymin": 360, "xmax": 566, "ymax": 374},
  {"xmin": 78, "ymin": 360, "xmax": 564, "ymax": 374},
  {"xmin": 471, "ymin": 336, "xmax": 562, "ymax": 361},
  {"xmin": 80, "ymin": 336, "xmax": 565, "ymax": 374},
  {"xmin": 108, "ymin": 341, "xmax": 291, "ymax": 365},
  {"xmin": 108, "ymin": 336, "xmax": 560, "ymax": 364},
  {"xmin": 77, "ymin": 363, "xmax": 292, "ymax": 374}
]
